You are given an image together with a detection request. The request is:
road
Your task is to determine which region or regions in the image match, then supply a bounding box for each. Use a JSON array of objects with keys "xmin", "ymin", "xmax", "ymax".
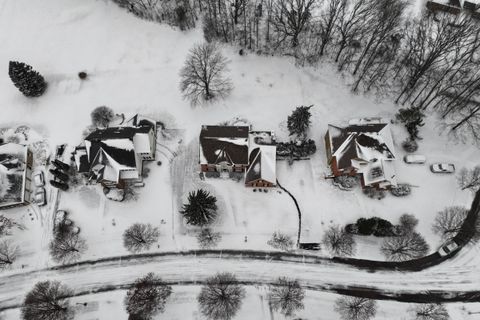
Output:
[{"xmin": 1, "ymin": 247, "xmax": 480, "ymax": 311}]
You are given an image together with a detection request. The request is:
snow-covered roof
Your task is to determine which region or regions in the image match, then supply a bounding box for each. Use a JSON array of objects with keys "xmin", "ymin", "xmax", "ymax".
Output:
[
  {"xmin": 0, "ymin": 143, "xmax": 29, "ymax": 208},
  {"xmin": 328, "ymin": 120, "xmax": 395, "ymax": 170},
  {"xmin": 79, "ymin": 124, "xmax": 154, "ymax": 183},
  {"xmin": 199, "ymin": 126, "xmax": 249, "ymax": 165},
  {"xmin": 245, "ymin": 131, "xmax": 276, "ymax": 185},
  {"xmin": 355, "ymin": 159, "xmax": 398, "ymax": 188}
]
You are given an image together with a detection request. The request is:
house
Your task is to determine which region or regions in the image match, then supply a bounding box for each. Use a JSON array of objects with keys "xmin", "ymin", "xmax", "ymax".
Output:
[
  {"xmin": 0, "ymin": 143, "xmax": 33, "ymax": 210},
  {"xmin": 325, "ymin": 118, "xmax": 397, "ymax": 189},
  {"xmin": 199, "ymin": 126, "xmax": 250, "ymax": 173},
  {"xmin": 426, "ymin": 0, "xmax": 480, "ymax": 16},
  {"xmin": 199, "ymin": 126, "xmax": 277, "ymax": 187},
  {"xmin": 245, "ymin": 131, "xmax": 276, "ymax": 187},
  {"xmin": 74, "ymin": 117, "xmax": 156, "ymax": 188}
]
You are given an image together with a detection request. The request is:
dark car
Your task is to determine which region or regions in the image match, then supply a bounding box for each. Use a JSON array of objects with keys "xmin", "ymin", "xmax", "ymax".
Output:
[
  {"xmin": 50, "ymin": 180, "xmax": 69, "ymax": 191},
  {"xmin": 49, "ymin": 168, "xmax": 69, "ymax": 182}
]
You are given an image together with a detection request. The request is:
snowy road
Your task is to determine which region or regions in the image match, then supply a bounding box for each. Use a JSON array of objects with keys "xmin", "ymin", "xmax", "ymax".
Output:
[{"xmin": 1, "ymin": 247, "xmax": 480, "ymax": 311}]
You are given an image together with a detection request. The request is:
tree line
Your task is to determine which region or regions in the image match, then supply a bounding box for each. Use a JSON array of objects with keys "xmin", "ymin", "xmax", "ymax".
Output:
[{"xmin": 114, "ymin": 0, "xmax": 480, "ymax": 142}]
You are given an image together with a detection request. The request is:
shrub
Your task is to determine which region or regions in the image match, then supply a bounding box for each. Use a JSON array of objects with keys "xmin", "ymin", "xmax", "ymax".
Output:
[
  {"xmin": 333, "ymin": 176, "xmax": 358, "ymax": 190},
  {"xmin": 354, "ymin": 217, "xmax": 396, "ymax": 237},
  {"xmin": 363, "ymin": 187, "xmax": 386, "ymax": 200},
  {"xmin": 91, "ymin": 106, "xmax": 115, "ymax": 128},
  {"xmin": 267, "ymin": 232, "xmax": 295, "ymax": 251},
  {"xmin": 398, "ymin": 213, "xmax": 419, "ymax": 235},
  {"xmin": 402, "ymin": 139, "xmax": 418, "ymax": 153},
  {"xmin": 390, "ymin": 184, "xmax": 411, "ymax": 197}
]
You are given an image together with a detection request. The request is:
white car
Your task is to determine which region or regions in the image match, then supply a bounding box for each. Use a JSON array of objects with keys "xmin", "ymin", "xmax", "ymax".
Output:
[
  {"xmin": 403, "ymin": 155, "xmax": 426, "ymax": 164},
  {"xmin": 438, "ymin": 240, "xmax": 459, "ymax": 257},
  {"xmin": 430, "ymin": 163, "xmax": 455, "ymax": 173},
  {"xmin": 34, "ymin": 188, "xmax": 47, "ymax": 206},
  {"xmin": 33, "ymin": 171, "xmax": 45, "ymax": 187}
]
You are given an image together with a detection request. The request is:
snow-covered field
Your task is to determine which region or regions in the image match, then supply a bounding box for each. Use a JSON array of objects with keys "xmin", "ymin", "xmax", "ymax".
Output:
[{"xmin": 1, "ymin": 0, "xmax": 480, "ymax": 318}]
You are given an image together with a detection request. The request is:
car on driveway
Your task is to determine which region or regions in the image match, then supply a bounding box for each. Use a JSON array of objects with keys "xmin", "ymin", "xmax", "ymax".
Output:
[
  {"xmin": 438, "ymin": 240, "xmax": 459, "ymax": 257},
  {"xmin": 403, "ymin": 155, "xmax": 426, "ymax": 164},
  {"xmin": 430, "ymin": 163, "xmax": 455, "ymax": 173},
  {"xmin": 34, "ymin": 188, "xmax": 47, "ymax": 206},
  {"xmin": 33, "ymin": 171, "xmax": 45, "ymax": 187}
]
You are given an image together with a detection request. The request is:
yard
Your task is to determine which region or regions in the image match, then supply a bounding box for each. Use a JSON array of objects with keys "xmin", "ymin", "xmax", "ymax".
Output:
[{"xmin": 0, "ymin": 0, "xmax": 478, "ymax": 268}]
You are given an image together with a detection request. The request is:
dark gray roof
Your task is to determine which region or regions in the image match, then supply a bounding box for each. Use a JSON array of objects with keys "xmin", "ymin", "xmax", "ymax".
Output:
[
  {"xmin": 85, "ymin": 126, "xmax": 150, "ymax": 141},
  {"xmin": 199, "ymin": 126, "xmax": 249, "ymax": 165}
]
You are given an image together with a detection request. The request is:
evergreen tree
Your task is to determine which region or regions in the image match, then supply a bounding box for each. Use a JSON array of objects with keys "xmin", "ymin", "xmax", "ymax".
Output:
[
  {"xmin": 287, "ymin": 105, "xmax": 313, "ymax": 140},
  {"xmin": 180, "ymin": 189, "xmax": 218, "ymax": 226},
  {"xmin": 8, "ymin": 61, "xmax": 47, "ymax": 97},
  {"xmin": 395, "ymin": 106, "xmax": 425, "ymax": 140}
]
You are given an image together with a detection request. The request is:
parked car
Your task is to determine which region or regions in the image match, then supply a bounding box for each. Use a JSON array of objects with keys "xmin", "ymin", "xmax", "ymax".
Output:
[
  {"xmin": 430, "ymin": 163, "xmax": 455, "ymax": 173},
  {"xmin": 438, "ymin": 240, "xmax": 459, "ymax": 257},
  {"xmin": 49, "ymin": 168, "xmax": 69, "ymax": 182},
  {"xmin": 34, "ymin": 188, "xmax": 47, "ymax": 206},
  {"xmin": 50, "ymin": 180, "xmax": 69, "ymax": 191},
  {"xmin": 299, "ymin": 243, "xmax": 321, "ymax": 250},
  {"xmin": 51, "ymin": 159, "xmax": 70, "ymax": 171},
  {"xmin": 33, "ymin": 171, "xmax": 45, "ymax": 187},
  {"xmin": 403, "ymin": 155, "xmax": 426, "ymax": 164}
]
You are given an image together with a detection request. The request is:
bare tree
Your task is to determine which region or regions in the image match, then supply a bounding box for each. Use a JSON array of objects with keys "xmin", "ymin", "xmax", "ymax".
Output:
[
  {"xmin": 322, "ymin": 225, "xmax": 356, "ymax": 256},
  {"xmin": 334, "ymin": 296, "xmax": 377, "ymax": 320},
  {"xmin": 0, "ymin": 239, "xmax": 18, "ymax": 269},
  {"xmin": 124, "ymin": 273, "xmax": 172, "ymax": 320},
  {"xmin": 267, "ymin": 277, "xmax": 305, "ymax": 317},
  {"xmin": 271, "ymin": 0, "xmax": 318, "ymax": 48},
  {"xmin": 318, "ymin": 0, "xmax": 345, "ymax": 56},
  {"xmin": 197, "ymin": 228, "xmax": 222, "ymax": 249},
  {"xmin": 381, "ymin": 232, "xmax": 429, "ymax": 261},
  {"xmin": 123, "ymin": 223, "xmax": 160, "ymax": 253},
  {"xmin": 0, "ymin": 215, "xmax": 22, "ymax": 236},
  {"xmin": 395, "ymin": 14, "xmax": 476, "ymax": 105},
  {"xmin": 180, "ymin": 42, "xmax": 233, "ymax": 105},
  {"xmin": 457, "ymin": 166, "xmax": 480, "ymax": 192},
  {"xmin": 409, "ymin": 303, "xmax": 449, "ymax": 320},
  {"xmin": 21, "ymin": 280, "xmax": 74, "ymax": 320},
  {"xmin": 334, "ymin": 0, "xmax": 375, "ymax": 68},
  {"xmin": 198, "ymin": 272, "xmax": 246, "ymax": 320},
  {"xmin": 432, "ymin": 206, "xmax": 479, "ymax": 241},
  {"xmin": 351, "ymin": 0, "xmax": 407, "ymax": 92},
  {"xmin": 267, "ymin": 231, "xmax": 295, "ymax": 251},
  {"xmin": 49, "ymin": 232, "xmax": 87, "ymax": 264}
]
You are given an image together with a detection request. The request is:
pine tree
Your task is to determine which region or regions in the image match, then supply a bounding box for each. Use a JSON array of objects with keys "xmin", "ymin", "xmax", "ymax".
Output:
[
  {"xmin": 287, "ymin": 105, "xmax": 313, "ymax": 140},
  {"xmin": 180, "ymin": 189, "xmax": 218, "ymax": 226},
  {"xmin": 395, "ymin": 106, "xmax": 425, "ymax": 140},
  {"xmin": 9, "ymin": 61, "xmax": 47, "ymax": 97}
]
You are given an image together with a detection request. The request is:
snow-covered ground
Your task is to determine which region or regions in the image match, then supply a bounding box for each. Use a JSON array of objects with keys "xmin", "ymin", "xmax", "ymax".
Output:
[
  {"xmin": 2, "ymin": 285, "xmax": 478, "ymax": 320},
  {"xmin": 1, "ymin": 0, "xmax": 480, "ymax": 318},
  {"xmin": 0, "ymin": 0, "xmax": 477, "ymax": 264}
]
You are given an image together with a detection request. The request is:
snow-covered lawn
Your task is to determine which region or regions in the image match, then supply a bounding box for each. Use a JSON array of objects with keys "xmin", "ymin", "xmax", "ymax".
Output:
[{"xmin": 0, "ymin": 0, "xmax": 478, "ymax": 267}]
